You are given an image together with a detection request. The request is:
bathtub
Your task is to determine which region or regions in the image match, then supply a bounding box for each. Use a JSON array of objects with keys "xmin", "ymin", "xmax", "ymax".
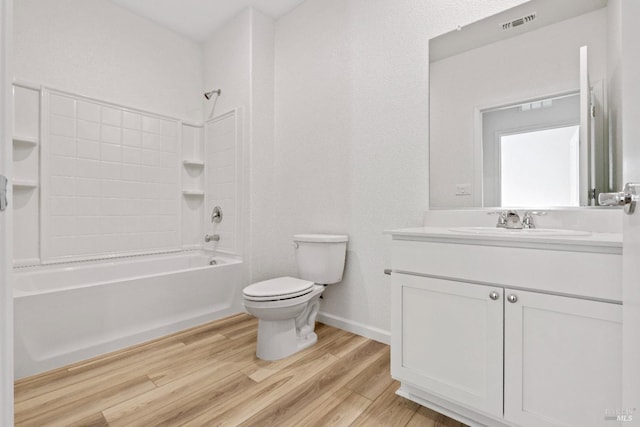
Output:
[{"xmin": 14, "ymin": 251, "xmax": 244, "ymax": 379}]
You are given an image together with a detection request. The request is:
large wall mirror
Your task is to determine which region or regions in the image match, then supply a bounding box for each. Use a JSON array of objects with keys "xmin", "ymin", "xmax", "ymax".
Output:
[{"xmin": 429, "ymin": 0, "xmax": 619, "ymax": 209}]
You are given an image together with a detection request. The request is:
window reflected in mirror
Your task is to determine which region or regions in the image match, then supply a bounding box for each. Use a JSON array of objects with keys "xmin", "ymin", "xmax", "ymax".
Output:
[
  {"xmin": 500, "ymin": 124, "xmax": 580, "ymax": 207},
  {"xmin": 482, "ymin": 93, "xmax": 580, "ymax": 207}
]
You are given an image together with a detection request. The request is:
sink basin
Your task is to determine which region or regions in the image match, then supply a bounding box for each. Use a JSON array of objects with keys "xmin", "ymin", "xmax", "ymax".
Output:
[{"xmin": 448, "ymin": 227, "xmax": 592, "ymax": 237}]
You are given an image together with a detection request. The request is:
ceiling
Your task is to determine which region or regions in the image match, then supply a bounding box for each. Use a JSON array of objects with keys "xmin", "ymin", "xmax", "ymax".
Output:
[{"xmin": 108, "ymin": 0, "xmax": 306, "ymax": 42}]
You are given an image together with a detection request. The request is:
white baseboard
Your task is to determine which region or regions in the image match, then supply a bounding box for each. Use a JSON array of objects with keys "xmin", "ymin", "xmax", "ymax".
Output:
[{"xmin": 317, "ymin": 311, "xmax": 390, "ymax": 345}]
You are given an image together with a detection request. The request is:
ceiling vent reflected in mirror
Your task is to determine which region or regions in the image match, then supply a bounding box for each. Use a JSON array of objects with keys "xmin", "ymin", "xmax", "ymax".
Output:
[{"xmin": 501, "ymin": 13, "xmax": 537, "ymax": 31}]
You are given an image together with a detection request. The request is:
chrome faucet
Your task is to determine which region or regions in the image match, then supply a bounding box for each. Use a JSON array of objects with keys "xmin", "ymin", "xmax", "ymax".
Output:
[
  {"xmin": 522, "ymin": 211, "xmax": 546, "ymax": 229},
  {"xmin": 211, "ymin": 206, "xmax": 223, "ymax": 223},
  {"xmin": 204, "ymin": 234, "xmax": 220, "ymax": 243},
  {"xmin": 503, "ymin": 210, "xmax": 523, "ymax": 229},
  {"xmin": 489, "ymin": 210, "xmax": 547, "ymax": 229},
  {"xmin": 489, "ymin": 210, "xmax": 523, "ymax": 229}
]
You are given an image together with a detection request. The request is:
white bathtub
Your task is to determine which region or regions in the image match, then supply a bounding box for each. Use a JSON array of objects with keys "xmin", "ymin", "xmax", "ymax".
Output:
[{"xmin": 14, "ymin": 251, "xmax": 244, "ymax": 379}]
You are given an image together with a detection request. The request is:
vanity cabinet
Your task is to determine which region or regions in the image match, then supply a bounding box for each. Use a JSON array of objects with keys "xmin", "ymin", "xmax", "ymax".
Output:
[
  {"xmin": 504, "ymin": 289, "xmax": 622, "ymax": 427},
  {"xmin": 391, "ymin": 274, "xmax": 504, "ymax": 417},
  {"xmin": 389, "ymin": 233, "xmax": 623, "ymax": 427}
]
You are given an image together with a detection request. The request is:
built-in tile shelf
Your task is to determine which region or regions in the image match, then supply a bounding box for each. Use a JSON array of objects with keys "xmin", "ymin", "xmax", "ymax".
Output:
[
  {"xmin": 13, "ymin": 82, "xmax": 41, "ymax": 266},
  {"xmin": 13, "ymin": 179, "xmax": 39, "ymax": 189},
  {"xmin": 182, "ymin": 159, "xmax": 204, "ymax": 167},
  {"xmin": 181, "ymin": 122, "xmax": 205, "ymax": 249},
  {"xmin": 182, "ymin": 190, "xmax": 205, "ymax": 196},
  {"xmin": 13, "ymin": 136, "xmax": 38, "ymax": 147}
]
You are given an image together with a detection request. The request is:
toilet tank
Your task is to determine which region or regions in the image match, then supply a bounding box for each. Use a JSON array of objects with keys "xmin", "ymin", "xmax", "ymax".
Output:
[{"xmin": 293, "ymin": 234, "xmax": 348, "ymax": 284}]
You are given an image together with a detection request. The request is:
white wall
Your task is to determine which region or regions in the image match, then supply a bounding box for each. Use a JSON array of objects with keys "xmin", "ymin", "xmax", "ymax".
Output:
[
  {"xmin": 202, "ymin": 8, "xmax": 275, "ymax": 287},
  {"xmin": 203, "ymin": 10, "xmax": 251, "ymax": 121},
  {"xmin": 268, "ymin": 0, "xmax": 527, "ymax": 339},
  {"xmin": 13, "ymin": 0, "xmax": 203, "ymax": 121},
  {"xmin": 248, "ymin": 11, "xmax": 277, "ymax": 283},
  {"xmin": 430, "ymin": 8, "xmax": 608, "ymax": 208}
]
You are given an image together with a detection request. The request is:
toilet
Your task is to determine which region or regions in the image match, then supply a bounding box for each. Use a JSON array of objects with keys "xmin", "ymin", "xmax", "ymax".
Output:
[{"xmin": 243, "ymin": 234, "xmax": 348, "ymax": 360}]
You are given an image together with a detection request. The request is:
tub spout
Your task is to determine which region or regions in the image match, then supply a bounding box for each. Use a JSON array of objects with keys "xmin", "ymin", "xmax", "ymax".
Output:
[{"xmin": 205, "ymin": 234, "xmax": 220, "ymax": 243}]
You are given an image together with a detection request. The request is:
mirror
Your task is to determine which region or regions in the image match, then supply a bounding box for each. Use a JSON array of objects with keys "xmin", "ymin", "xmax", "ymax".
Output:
[{"xmin": 429, "ymin": 0, "xmax": 616, "ymax": 209}]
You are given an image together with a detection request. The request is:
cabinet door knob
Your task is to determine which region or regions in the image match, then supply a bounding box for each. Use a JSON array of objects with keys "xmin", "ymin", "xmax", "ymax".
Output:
[
  {"xmin": 489, "ymin": 291, "xmax": 500, "ymax": 300},
  {"xmin": 507, "ymin": 294, "xmax": 518, "ymax": 303}
]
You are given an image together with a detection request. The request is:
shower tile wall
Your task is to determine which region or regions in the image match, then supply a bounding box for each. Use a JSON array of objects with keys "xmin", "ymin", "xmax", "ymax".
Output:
[
  {"xmin": 205, "ymin": 111, "xmax": 239, "ymax": 255},
  {"xmin": 42, "ymin": 90, "xmax": 181, "ymax": 261}
]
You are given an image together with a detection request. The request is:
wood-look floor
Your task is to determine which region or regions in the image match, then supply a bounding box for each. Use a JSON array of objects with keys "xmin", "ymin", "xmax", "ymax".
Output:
[{"xmin": 15, "ymin": 313, "xmax": 466, "ymax": 427}]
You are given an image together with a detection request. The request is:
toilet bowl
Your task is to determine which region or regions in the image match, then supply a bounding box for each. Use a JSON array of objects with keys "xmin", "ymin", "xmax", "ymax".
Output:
[
  {"xmin": 242, "ymin": 234, "xmax": 348, "ymax": 360},
  {"xmin": 244, "ymin": 278, "xmax": 324, "ymax": 360}
]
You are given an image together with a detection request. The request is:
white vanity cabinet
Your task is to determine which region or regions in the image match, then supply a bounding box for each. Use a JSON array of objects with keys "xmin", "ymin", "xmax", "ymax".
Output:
[
  {"xmin": 503, "ymin": 289, "xmax": 622, "ymax": 427},
  {"xmin": 391, "ymin": 273, "xmax": 504, "ymax": 417},
  {"xmin": 389, "ymin": 230, "xmax": 623, "ymax": 427}
]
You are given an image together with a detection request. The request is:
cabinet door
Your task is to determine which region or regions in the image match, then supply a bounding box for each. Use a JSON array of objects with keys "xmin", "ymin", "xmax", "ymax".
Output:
[
  {"xmin": 504, "ymin": 289, "xmax": 622, "ymax": 427},
  {"xmin": 391, "ymin": 273, "xmax": 503, "ymax": 417}
]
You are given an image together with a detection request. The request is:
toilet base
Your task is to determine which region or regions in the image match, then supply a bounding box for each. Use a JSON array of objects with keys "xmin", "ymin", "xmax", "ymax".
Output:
[
  {"xmin": 256, "ymin": 319, "xmax": 319, "ymax": 361},
  {"xmin": 245, "ymin": 284, "xmax": 324, "ymax": 361}
]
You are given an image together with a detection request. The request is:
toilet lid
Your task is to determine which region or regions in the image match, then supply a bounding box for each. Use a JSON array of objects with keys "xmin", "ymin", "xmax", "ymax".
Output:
[{"xmin": 243, "ymin": 277, "xmax": 314, "ymax": 301}]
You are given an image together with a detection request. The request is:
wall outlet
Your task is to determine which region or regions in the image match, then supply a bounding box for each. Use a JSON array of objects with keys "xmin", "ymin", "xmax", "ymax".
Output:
[{"xmin": 456, "ymin": 183, "xmax": 472, "ymax": 196}]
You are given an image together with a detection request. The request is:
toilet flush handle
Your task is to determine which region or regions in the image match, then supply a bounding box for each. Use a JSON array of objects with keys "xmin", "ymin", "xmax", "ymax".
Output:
[{"xmin": 292, "ymin": 242, "xmax": 299, "ymax": 249}]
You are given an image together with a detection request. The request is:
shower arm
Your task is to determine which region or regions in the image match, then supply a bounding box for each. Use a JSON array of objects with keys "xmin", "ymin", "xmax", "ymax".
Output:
[{"xmin": 204, "ymin": 89, "xmax": 221, "ymax": 100}]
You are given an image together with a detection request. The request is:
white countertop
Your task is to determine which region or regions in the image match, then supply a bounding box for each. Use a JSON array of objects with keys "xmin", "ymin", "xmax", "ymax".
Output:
[{"xmin": 386, "ymin": 226, "xmax": 622, "ymax": 251}]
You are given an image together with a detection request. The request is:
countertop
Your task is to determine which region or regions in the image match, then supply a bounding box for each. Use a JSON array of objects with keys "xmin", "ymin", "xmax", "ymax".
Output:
[{"xmin": 386, "ymin": 226, "xmax": 622, "ymax": 252}]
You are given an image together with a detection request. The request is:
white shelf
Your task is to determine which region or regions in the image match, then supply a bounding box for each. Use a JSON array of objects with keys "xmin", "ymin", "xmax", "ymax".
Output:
[
  {"xmin": 13, "ymin": 179, "xmax": 38, "ymax": 189},
  {"xmin": 13, "ymin": 136, "xmax": 38, "ymax": 147},
  {"xmin": 182, "ymin": 189, "xmax": 205, "ymax": 196},
  {"xmin": 183, "ymin": 159, "xmax": 204, "ymax": 167}
]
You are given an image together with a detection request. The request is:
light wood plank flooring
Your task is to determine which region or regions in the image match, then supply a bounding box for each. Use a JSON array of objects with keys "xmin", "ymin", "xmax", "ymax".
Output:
[{"xmin": 15, "ymin": 313, "xmax": 466, "ymax": 426}]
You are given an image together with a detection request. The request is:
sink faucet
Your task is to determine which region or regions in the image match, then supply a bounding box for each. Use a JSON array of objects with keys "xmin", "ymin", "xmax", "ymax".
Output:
[
  {"xmin": 522, "ymin": 211, "xmax": 546, "ymax": 229},
  {"xmin": 489, "ymin": 210, "xmax": 547, "ymax": 229},
  {"xmin": 489, "ymin": 210, "xmax": 523, "ymax": 229},
  {"xmin": 503, "ymin": 210, "xmax": 523, "ymax": 229}
]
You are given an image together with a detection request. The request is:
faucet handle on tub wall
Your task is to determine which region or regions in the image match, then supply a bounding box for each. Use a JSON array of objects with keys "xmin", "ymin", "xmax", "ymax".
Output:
[{"xmin": 211, "ymin": 206, "xmax": 223, "ymax": 224}]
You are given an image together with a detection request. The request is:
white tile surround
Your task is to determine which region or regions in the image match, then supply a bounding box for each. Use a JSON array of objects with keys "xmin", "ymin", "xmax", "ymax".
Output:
[
  {"xmin": 41, "ymin": 89, "xmax": 181, "ymax": 262},
  {"xmin": 205, "ymin": 110, "xmax": 241, "ymax": 255}
]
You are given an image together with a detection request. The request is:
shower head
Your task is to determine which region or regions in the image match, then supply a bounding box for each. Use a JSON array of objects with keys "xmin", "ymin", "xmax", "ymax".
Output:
[{"xmin": 204, "ymin": 89, "xmax": 221, "ymax": 100}]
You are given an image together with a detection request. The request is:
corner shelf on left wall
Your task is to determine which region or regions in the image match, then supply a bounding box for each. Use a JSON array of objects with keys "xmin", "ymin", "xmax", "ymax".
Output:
[
  {"xmin": 13, "ymin": 135, "xmax": 38, "ymax": 147},
  {"xmin": 181, "ymin": 122, "xmax": 205, "ymax": 249},
  {"xmin": 12, "ymin": 81, "xmax": 42, "ymax": 266},
  {"xmin": 12, "ymin": 179, "xmax": 38, "ymax": 189},
  {"xmin": 182, "ymin": 189, "xmax": 205, "ymax": 196}
]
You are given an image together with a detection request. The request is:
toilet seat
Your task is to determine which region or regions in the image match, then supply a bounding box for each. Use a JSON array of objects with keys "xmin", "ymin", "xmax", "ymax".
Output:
[{"xmin": 243, "ymin": 277, "xmax": 314, "ymax": 302}]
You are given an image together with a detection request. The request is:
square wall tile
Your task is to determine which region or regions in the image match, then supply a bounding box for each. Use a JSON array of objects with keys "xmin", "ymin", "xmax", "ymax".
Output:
[
  {"xmin": 142, "ymin": 116, "xmax": 160, "ymax": 134},
  {"xmin": 101, "ymin": 124, "xmax": 121, "ymax": 145},
  {"xmin": 123, "ymin": 129, "xmax": 141, "ymax": 147},
  {"xmin": 50, "ymin": 115, "xmax": 75, "ymax": 138},
  {"xmin": 77, "ymin": 120, "xmax": 100, "ymax": 141},
  {"xmin": 50, "ymin": 95, "xmax": 75, "ymax": 117},
  {"xmin": 123, "ymin": 111, "xmax": 142, "ymax": 130},
  {"xmin": 101, "ymin": 106, "xmax": 122, "ymax": 126},
  {"xmin": 77, "ymin": 101, "xmax": 101, "ymax": 122}
]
